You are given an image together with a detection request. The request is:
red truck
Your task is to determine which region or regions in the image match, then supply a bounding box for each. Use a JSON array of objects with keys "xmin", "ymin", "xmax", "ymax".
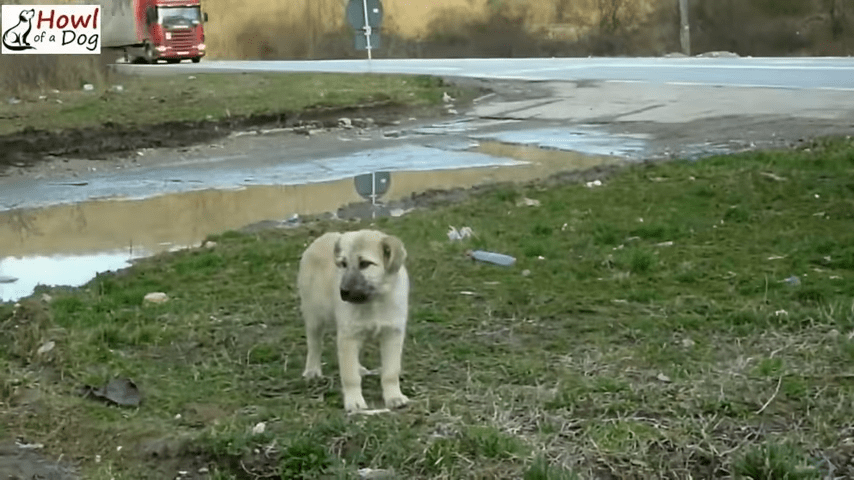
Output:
[{"xmin": 98, "ymin": 0, "xmax": 208, "ymax": 64}]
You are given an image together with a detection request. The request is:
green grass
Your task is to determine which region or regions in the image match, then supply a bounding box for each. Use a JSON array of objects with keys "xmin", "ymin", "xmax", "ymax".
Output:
[
  {"xmin": 2, "ymin": 137, "xmax": 854, "ymax": 478},
  {"xmin": 0, "ymin": 72, "xmax": 467, "ymax": 135}
]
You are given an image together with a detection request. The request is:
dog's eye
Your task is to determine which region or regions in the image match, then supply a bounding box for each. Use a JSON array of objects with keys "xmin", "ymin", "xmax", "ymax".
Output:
[
  {"xmin": 358, "ymin": 260, "xmax": 374, "ymax": 269},
  {"xmin": 338, "ymin": 259, "xmax": 348, "ymax": 268}
]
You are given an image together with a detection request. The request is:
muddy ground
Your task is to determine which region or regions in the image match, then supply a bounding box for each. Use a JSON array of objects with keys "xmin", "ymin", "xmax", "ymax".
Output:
[{"xmin": 2, "ymin": 75, "xmax": 851, "ymax": 184}]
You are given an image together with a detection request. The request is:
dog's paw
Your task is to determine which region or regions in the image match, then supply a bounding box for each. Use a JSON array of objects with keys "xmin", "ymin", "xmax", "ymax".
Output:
[
  {"xmin": 302, "ymin": 368, "xmax": 323, "ymax": 380},
  {"xmin": 344, "ymin": 395, "xmax": 369, "ymax": 413},
  {"xmin": 384, "ymin": 393, "xmax": 409, "ymax": 409}
]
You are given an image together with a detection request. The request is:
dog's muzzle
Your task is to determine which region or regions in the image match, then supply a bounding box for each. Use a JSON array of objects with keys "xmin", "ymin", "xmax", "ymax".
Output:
[
  {"xmin": 340, "ymin": 288, "xmax": 369, "ymax": 304},
  {"xmin": 339, "ymin": 270, "xmax": 373, "ymax": 304}
]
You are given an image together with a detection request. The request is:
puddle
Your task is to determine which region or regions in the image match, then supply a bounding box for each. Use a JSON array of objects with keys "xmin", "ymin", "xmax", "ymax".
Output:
[
  {"xmin": 0, "ymin": 133, "xmax": 626, "ymax": 303},
  {"xmin": 0, "ymin": 251, "xmax": 149, "ymax": 303},
  {"xmin": 472, "ymin": 126, "xmax": 650, "ymax": 159},
  {"xmin": 0, "ymin": 144, "xmax": 526, "ymax": 211}
]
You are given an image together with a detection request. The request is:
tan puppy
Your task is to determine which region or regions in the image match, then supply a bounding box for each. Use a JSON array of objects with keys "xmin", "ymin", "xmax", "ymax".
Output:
[{"xmin": 297, "ymin": 229, "xmax": 410, "ymax": 412}]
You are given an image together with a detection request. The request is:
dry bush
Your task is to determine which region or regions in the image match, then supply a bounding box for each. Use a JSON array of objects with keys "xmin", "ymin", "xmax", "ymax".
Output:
[
  {"xmin": 0, "ymin": 54, "xmax": 115, "ymax": 96},
  {"xmin": 690, "ymin": 0, "xmax": 854, "ymax": 56}
]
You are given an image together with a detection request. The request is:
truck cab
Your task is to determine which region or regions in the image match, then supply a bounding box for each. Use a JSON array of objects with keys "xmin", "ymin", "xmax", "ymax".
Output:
[{"xmin": 141, "ymin": 0, "xmax": 207, "ymax": 63}]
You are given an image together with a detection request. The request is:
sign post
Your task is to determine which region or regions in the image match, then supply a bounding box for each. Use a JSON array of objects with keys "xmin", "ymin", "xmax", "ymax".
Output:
[
  {"xmin": 346, "ymin": 0, "xmax": 382, "ymax": 60},
  {"xmin": 679, "ymin": 0, "xmax": 691, "ymax": 56}
]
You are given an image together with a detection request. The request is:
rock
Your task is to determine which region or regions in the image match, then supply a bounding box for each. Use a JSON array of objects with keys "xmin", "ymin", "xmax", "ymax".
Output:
[
  {"xmin": 143, "ymin": 292, "xmax": 169, "ymax": 304},
  {"xmin": 338, "ymin": 117, "xmax": 353, "ymax": 129}
]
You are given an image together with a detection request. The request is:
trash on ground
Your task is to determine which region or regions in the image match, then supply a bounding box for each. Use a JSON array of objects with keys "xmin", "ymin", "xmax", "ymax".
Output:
[
  {"xmin": 81, "ymin": 378, "xmax": 142, "ymax": 407},
  {"xmin": 759, "ymin": 172, "xmax": 787, "ymax": 182},
  {"xmin": 516, "ymin": 197, "xmax": 541, "ymax": 207},
  {"xmin": 781, "ymin": 276, "xmax": 801, "ymax": 286},
  {"xmin": 143, "ymin": 292, "xmax": 169, "ymax": 304},
  {"xmin": 586, "ymin": 180, "xmax": 603, "ymax": 188},
  {"xmin": 358, "ymin": 467, "xmax": 394, "ymax": 479},
  {"xmin": 656, "ymin": 373, "xmax": 672, "ymax": 383},
  {"xmin": 283, "ymin": 213, "xmax": 301, "ymax": 227},
  {"xmin": 468, "ymin": 250, "xmax": 516, "ymax": 267},
  {"xmin": 656, "ymin": 241, "xmax": 674, "ymax": 247},
  {"xmin": 36, "ymin": 341, "xmax": 55, "ymax": 355},
  {"xmin": 442, "ymin": 92, "xmax": 454, "ymax": 103},
  {"xmin": 349, "ymin": 408, "xmax": 391, "ymax": 416},
  {"xmin": 447, "ymin": 226, "xmax": 474, "ymax": 241},
  {"xmin": 767, "ymin": 255, "xmax": 786, "ymax": 260},
  {"xmin": 252, "ymin": 422, "xmax": 266, "ymax": 435},
  {"xmin": 390, "ymin": 207, "xmax": 414, "ymax": 218}
]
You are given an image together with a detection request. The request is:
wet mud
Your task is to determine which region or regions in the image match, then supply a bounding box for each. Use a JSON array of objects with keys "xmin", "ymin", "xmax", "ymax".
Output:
[
  {"xmin": 0, "ymin": 440, "xmax": 78, "ymax": 480},
  {"xmin": 0, "ymin": 101, "xmax": 456, "ymax": 172}
]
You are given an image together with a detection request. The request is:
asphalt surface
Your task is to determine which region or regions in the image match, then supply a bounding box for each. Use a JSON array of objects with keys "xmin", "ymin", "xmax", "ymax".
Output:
[{"xmin": 118, "ymin": 56, "xmax": 854, "ymax": 90}]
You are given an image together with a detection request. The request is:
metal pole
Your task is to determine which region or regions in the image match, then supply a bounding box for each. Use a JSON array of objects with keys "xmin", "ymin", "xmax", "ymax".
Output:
[
  {"xmin": 361, "ymin": 0, "xmax": 372, "ymax": 61},
  {"xmin": 679, "ymin": 0, "xmax": 691, "ymax": 56},
  {"xmin": 370, "ymin": 171, "xmax": 376, "ymax": 219}
]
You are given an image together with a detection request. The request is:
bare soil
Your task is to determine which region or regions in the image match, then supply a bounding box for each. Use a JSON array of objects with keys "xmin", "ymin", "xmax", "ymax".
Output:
[{"xmin": 0, "ymin": 102, "xmax": 463, "ymax": 174}]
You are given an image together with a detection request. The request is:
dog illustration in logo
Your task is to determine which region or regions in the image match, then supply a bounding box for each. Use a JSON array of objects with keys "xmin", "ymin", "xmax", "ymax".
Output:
[{"xmin": 2, "ymin": 9, "xmax": 37, "ymax": 51}]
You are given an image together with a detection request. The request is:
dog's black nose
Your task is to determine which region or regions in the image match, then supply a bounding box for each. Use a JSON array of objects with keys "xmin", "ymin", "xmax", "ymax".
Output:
[{"xmin": 340, "ymin": 289, "xmax": 351, "ymax": 301}]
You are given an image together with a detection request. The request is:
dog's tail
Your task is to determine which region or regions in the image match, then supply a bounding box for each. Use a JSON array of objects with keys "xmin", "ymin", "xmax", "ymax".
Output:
[{"xmin": 2, "ymin": 43, "xmax": 36, "ymax": 51}]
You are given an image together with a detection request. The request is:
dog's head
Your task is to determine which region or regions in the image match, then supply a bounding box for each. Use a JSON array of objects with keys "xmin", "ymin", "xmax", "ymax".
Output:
[
  {"xmin": 21, "ymin": 9, "xmax": 35, "ymax": 21},
  {"xmin": 333, "ymin": 230, "xmax": 406, "ymax": 304}
]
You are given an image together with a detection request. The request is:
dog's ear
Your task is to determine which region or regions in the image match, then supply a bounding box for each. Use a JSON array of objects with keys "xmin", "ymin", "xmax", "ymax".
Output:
[
  {"xmin": 333, "ymin": 238, "xmax": 342, "ymax": 259},
  {"xmin": 381, "ymin": 235, "xmax": 406, "ymax": 273}
]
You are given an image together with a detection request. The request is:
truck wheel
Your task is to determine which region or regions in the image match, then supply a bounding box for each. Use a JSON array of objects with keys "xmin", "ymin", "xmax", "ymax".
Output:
[
  {"xmin": 145, "ymin": 44, "xmax": 157, "ymax": 64},
  {"xmin": 191, "ymin": 56, "xmax": 201, "ymax": 63}
]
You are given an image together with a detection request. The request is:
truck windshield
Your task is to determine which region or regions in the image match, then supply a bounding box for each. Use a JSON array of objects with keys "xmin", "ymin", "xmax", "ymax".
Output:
[{"xmin": 157, "ymin": 6, "xmax": 201, "ymax": 27}]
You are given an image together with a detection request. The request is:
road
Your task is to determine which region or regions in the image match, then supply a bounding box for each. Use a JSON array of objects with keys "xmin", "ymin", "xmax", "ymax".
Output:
[{"xmin": 118, "ymin": 56, "xmax": 854, "ymax": 91}]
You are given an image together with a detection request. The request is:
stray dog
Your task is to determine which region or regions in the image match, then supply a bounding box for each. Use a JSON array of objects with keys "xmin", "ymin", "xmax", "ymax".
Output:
[
  {"xmin": 2, "ymin": 9, "xmax": 36, "ymax": 51},
  {"xmin": 297, "ymin": 229, "xmax": 410, "ymax": 412}
]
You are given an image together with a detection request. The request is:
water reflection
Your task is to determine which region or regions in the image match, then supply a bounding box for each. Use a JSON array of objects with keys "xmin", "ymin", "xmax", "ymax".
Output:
[{"xmin": 0, "ymin": 250, "xmax": 148, "ymax": 303}]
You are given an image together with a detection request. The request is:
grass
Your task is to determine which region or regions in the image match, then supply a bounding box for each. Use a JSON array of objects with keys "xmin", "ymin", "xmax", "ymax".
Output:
[
  {"xmin": 0, "ymin": 71, "xmax": 466, "ymax": 135},
  {"xmin": 2, "ymin": 137, "xmax": 854, "ymax": 478}
]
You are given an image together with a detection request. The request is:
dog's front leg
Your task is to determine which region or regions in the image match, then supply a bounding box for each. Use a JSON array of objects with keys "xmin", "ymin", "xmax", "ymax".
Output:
[
  {"xmin": 337, "ymin": 334, "xmax": 368, "ymax": 412},
  {"xmin": 380, "ymin": 328, "xmax": 409, "ymax": 409}
]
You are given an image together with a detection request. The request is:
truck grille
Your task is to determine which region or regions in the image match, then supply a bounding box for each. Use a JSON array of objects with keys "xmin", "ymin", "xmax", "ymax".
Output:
[{"xmin": 169, "ymin": 29, "xmax": 195, "ymax": 49}]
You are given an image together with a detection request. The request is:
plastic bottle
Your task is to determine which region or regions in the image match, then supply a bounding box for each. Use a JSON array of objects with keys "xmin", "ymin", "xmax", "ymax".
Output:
[{"xmin": 469, "ymin": 250, "xmax": 516, "ymax": 267}]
